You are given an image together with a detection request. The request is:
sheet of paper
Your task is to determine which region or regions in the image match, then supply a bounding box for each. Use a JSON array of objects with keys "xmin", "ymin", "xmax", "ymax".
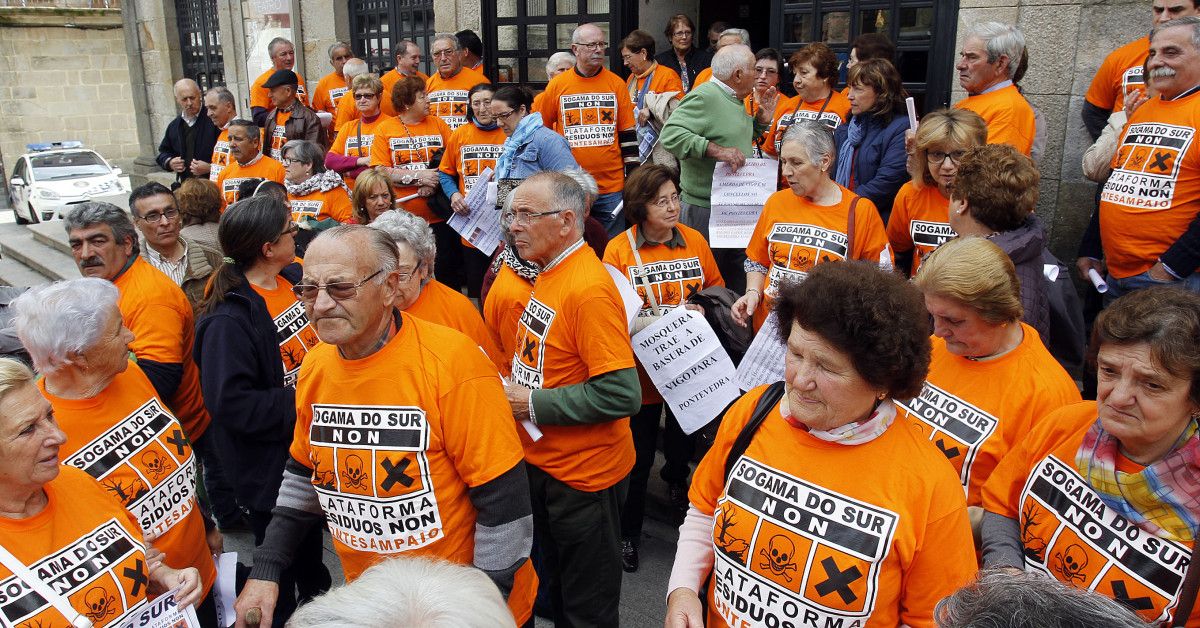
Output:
[
  {"xmin": 605, "ymin": 263, "xmax": 642, "ymax": 331},
  {"xmin": 117, "ymin": 586, "xmax": 200, "ymax": 628},
  {"xmin": 710, "ymin": 158, "xmax": 778, "ymax": 207},
  {"xmin": 633, "ymin": 307, "xmax": 741, "ymax": 434},
  {"xmin": 213, "ymin": 552, "xmax": 237, "ymax": 627},
  {"xmin": 735, "ymin": 311, "xmax": 787, "ymax": 391},
  {"xmin": 708, "ymin": 205, "xmax": 761, "ymax": 249},
  {"xmin": 447, "ymin": 167, "xmax": 502, "ymax": 256}
]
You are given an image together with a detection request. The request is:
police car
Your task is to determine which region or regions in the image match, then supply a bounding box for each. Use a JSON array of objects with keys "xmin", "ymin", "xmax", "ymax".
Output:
[{"xmin": 6, "ymin": 141, "xmax": 131, "ymax": 224}]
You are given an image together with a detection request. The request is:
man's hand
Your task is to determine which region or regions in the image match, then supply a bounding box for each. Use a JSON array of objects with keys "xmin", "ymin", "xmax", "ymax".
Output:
[
  {"xmin": 665, "ymin": 588, "xmax": 704, "ymax": 627},
  {"xmin": 1148, "ymin": 261, "xmax": 1177, "ymax": 282},
  {"xmin": 417, "ymin": 185, "xmax": 434, "ymax": 198},
  {"xmin": 189, "ymin": 160, "xmax": 212, "ymax": 176},
  {"xmin": 1124, "ymin": 89, "xmax": 1150, "ymax": 117},
  {"xmin": 235, "ymin": 579, "xmax": 279, "ymax": 628},
  {"xmin": 637, "ymin": 108, "xmax": 651, "ymax": 125},
  {"xmin": 706, "ymin": 143, "xmax": 746, "ymax": 172},
  {"xmin": 151, "ymin": 566, "xmax": 203, "ymax": 609},
  {"xmin": 416, "ymin": 169, "xmax": 440, "ymax": 187},
  {"xmin": 450, "ymin": 192, "xmax": 470, "ymax": 215},
  {"xmin": 168, "ymin": 157, "xmax": 185, "ymax": 173},
  {"xmin": 1075, "ymin": 257, "xmax": 1105, "ymax": 282},
  {"xmin": 504, "ymin": 382, "xmax": 532, "ymax": 421}
]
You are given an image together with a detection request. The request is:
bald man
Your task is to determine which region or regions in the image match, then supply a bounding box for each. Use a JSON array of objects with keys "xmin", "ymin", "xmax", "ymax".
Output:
[{"xmin": 157, "ymin": 78, "xmax": 220, "ymax": 189}]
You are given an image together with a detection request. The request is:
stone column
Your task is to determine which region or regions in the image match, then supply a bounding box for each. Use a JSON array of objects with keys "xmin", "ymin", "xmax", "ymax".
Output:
[
  {"xmin": 299, "ymin": 0, "xmax": 350, "ymax": 92},
  {"xmin": 122, "ymin": 0, "xmax": 183, "ymax": 172}
]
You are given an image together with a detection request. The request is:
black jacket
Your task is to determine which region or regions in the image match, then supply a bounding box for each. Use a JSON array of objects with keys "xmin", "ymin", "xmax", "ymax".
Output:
[
  {"xmin": 156, "ymin": 114, "xmax": 219, "ymax": 187},
  {"xmin": 655, "ymin": 47, "xmax": 712, "ymax": 91},
  {"xmin": 194, "ymin": 263, "xmax": 302, "ymax": 512},
  {"xmin": 990, "ymin": 214, "xmax": 1051, "ymax": 344},
  {"xmin": 263, "ymin": 104, "xmax": 327, "ymax": 157}
]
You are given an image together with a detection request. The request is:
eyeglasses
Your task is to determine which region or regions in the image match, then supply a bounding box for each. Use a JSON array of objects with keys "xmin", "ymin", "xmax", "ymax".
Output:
[
  {"xmin": 755, "ymin": 67, "xmax": 779, "ymax": 75},
  {"xmin": 927, "ymin": 150, "xmax": 968, "ymax": 165},
  {"xmin": 574, "ymin": 41, "xmax": 608, "ymax": 51},
  {"xmin": 353, "ymin": 92, "xmax": 378, "ymax": 100},
  {"xmin": 501, "ymin": 208, "xmax": 566, "ymax": 227},
  {"xmin": 273, "ymin": 221, "xmax": 299, "ymax": 242},
  {"xmin": 292, "ymin": 269, "xmax": 383, "ymax": 302},
  {"xmin": 651, "ymin": 193, "xmax": 681, "ymax": 209},
  {"xmin": 431, "ymin": 49, "xmax": 457, "ymax": 58},
  {"xmin": 493, "ymin": 108, "xmax": 519, "ymax": 121},
  {"xmin": 137, "ymin": 207, "xmax": 179, "ymax": 224},
  {"xmin": 672, "ymin": 31, "xmax": 693, "ymax": 38},
  {"xmin": 282, "ymin": 158, "xmax": 309, "ymax": 167},
  {"xmin": 396, "ymin": 260, "xmax": 422, "ymax": 283}
]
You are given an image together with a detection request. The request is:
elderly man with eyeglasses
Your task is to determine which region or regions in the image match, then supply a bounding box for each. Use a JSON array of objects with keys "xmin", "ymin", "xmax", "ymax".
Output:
[
  {"xmin": 234, "ymin": 224, "xmax": 537, "ymax": 628},
  {"xmin": 425, "ymin": 32, "xmax": 487, "ymax": 130}
]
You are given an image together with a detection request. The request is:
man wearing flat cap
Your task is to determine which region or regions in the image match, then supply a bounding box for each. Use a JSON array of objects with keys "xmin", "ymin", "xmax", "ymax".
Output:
[{"xmin": 262, "ymin": 69, "xmax": 327, "ymax": 160}]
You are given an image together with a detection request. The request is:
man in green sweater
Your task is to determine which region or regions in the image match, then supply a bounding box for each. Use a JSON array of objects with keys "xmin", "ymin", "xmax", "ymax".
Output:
[{"xmin": 660, "ymin": 43, "xmax": 776, "ymax": 293}]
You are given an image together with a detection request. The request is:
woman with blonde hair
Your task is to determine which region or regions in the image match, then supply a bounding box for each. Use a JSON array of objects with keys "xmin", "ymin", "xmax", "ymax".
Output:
[{"xmin": 350, "ymin": 167, "xmax": 396, "ymax": 225}]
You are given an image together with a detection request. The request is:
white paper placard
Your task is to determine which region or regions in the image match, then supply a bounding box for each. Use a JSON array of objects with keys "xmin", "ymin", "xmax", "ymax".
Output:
[
  {"xmin": 735, "ymin": 311, "xmax": 787, "ymax": 391},
  {"xmin": 708, "ymin": 205, "xmax": 761, "ymax": 249},
  {"xmin": 447, "ymin": 167, "xmax": 502, "ymax": 256},
  {"xmin": 212, "ymin": 552, "xmax": 237, "ymax": 627},
  {"xmin": 604, "ymin": 263, "xmax": 642, "ymax": 331},
  {"xmin": 632, "ymin": 307, "xmax": 740, "ymax": 434},
  {"xmin": 710, "ymin": 158, "xmax": 778, "ymax": 207},
  {"xmin": 117, "ymin": 586, "xmax": 200, "ymax": 628}
]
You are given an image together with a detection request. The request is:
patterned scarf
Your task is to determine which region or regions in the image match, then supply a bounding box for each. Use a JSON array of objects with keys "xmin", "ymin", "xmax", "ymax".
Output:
[
  {"xmin": 285, "ymin": 169, "xmax": 350, "ymax": 197},
  {"xmin": 489, "ymin": 242, "xmax": 540, "ymax": 283},
  {"xmin": 779, "ymin": 393, "xmax": 896, "ymax": 446},
  {"xmin": 1075, "ymin": 418, "xmax": 1199, "ymax": 542},
  {"xmin": 496, "ymin": 111, "xmax": 545, "ymax": 178},
  {"xmin": 833, "ymin": 115, "xmax": 865, "ymax": 188}
]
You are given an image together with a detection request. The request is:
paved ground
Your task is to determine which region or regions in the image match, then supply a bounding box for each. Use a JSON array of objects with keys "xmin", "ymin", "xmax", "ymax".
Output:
[{"xmin": 223, "ymin": 458, "xmax": 683, "ymax": 627}]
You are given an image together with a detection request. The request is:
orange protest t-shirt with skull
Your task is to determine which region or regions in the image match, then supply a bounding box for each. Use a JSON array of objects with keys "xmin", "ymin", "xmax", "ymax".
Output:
[
  {"xmin": 215, "ymin": 154, "xmax": 286, "ymax": 209},
  {"xmin": 982, "ymin": 401, "xmax": 1199, "ymax": 627},
  {"xmin": 251, "ymin": 278, "xmax": 321, "ymax": 388},
  {"xmin": 885, "ymin": 182, "xmax": 955, "ymax": 277},
  {"xmin": 894, "ymin": 325, "xmax": 1081, "ymax": 506},
  {"xmin": 288, "ymin": 312, "xmax": 534, "ymax": 623},
  {"xmin": 287, "ymin": 186, "xmax": 354, "ymax": 224},
  {"xmin": 537, "ymin": 68, "xmax": 637, "ymax": 195},
  {"xmin": 691, "ymin": 386, "xmax": 976, "ymax": 628},
  {"xmin": 425, "ymin": 66, "xmax": 489, "ymax": 131},
  {"xmin": 0, "ymin": 466, "xmax": 150, "ymax": 628},
  {"xmin": 482, "ymin": 262, "xmax": 533, "ymax": 378},
  {"xmin": 745, "ymin": 186, "xmax": 892, "ymax": 329},
  {"xmin": 268, "ymin": 109, "xmax": 292, "ymax": 161},
  {"xmin": 330, "ymin": 114, "xmax": 394, "ymax": 190},
  {"xmin": 407, "ymin": 279, "xmax": 506, "ymax": 370},
  {"xmin": 764, "ymin": 91, "xmax": 852, "ymax": 156},
  {"xmin": 1085, "ymin": 37, "xmax": 1149, "ymax": 114},
  {"xmin": 509, "ymin": 242, "xmax": 636, "ymax": 491},
  {"xmin": 41, "ymin": 363, "xmax": 216, "ymax": 599},
  {"xmin": 250, "ymin": 69, "xmax": 308, "ymax": 111},
  {"xmin": 369, "ymin": 115, "xmax": 451, "ymax": 224},
  {"xmin": 312, "ymin": 71, "xmax": 348, "ymax": 115},
  {"xmin": 602, "ymin": 223, "xmax": 724, "ymax": 404},
  {"xmin": 439, "ymin": 121, "xmax": 506, "ymax": 195},
  {"xmin": 209, "ymin": 127, "xmax": 232, "ymax": 182}
]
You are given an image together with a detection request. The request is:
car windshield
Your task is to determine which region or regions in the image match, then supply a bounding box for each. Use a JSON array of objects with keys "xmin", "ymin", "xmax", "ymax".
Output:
[{"xmin": 30, "ymin": 152, "xmax": 110, "ymax": 181}]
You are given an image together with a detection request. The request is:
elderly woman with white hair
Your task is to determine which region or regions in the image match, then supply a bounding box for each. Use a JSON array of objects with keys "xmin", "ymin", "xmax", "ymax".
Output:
[
  {"xmin": 12, "ymin": 278, "xmax": 215, "ymax": 624},
  {"xmin": 281, "ymin": 139, "xmax": 354, "ymax": 223},
  {"xmin": 369, "ymin": 210, "xmax": 505, "ymax": 369}
]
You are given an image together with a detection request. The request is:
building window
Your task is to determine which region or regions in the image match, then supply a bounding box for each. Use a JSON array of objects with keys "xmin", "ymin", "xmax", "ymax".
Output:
[
  {"xmin": 175, "ymin": 0, "xmax": 223, "ymax": 90},
  {"xmin": 771, "ymin": 0, "xmax": 957, "ymax": 112},
  {"xmin": 482, "ymin": 0, "xmax": 634, "ymax": 86},
  {"xmin": 350, "ymin": 0, "xmax": 436, "ymax": 76}
]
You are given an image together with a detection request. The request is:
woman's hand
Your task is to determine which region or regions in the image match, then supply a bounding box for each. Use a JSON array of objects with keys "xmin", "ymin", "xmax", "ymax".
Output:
[
  {"xmin": 416, "ymin": 169, "xmax": 440, "ymax": 188},
  {"xmin": 450, "ymin": 192, "xmax": 470, "ymax": 215},
  {"xmin": 1124, "ymin": 88, "xmax": 1149, "ymax": 116},
  {"xmin": 356, "ymin": 156, "xmax": 371, "ymax": 167},
  {"xmin": 755, "ymin": 86, "xmax": 780, "ymax": 124},
  {"xmin": 664, "ymin": 588, "xmax": 704, "ymax": 627},
  {"xmin": 731, "ymin": 291, "xmax": 760, "ymax": 328},
  {"xmin": 637, "ymin": 108, "xmax": 651, "ymax": 125},
  {"xmin": 149, "ymin": 563, "xmax": 202, "ymax": 609},
  {"xmin": 417, "ymin": 185, "xmax": 434, "ymax": 198},
  {"xmin": 207, "ymin": 526, "xmax": 224, "ymax": 555}
]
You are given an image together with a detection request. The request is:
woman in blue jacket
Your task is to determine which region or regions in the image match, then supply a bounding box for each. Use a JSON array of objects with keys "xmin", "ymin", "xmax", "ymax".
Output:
[
  {"xmin": 193, "ymin": 195, "xmax": 329, "ymax": 626},
  {"xmin": 833, "ymin": 59, "xmax": 911, "ymax": 222}
]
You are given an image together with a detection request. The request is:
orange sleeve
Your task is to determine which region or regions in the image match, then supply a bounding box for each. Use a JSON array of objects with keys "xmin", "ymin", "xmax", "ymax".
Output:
[
  {"xmin": 288, "ymin": 356, "xmax": 318, "ymax": 467},
  {"xmin": 440, "ymin": 126, "xmax": 463, "ymax": 178},
  {"xmin": 615, "ymin": 74, "xmax": 636, "ymax": 132},
  {"xmin": 575, "ymin": 290, "xmax": 636, "ymax": 378},
  {"xmin": 437, "ymin": 351, "xmax": 525, "ymax": 486},
  {"xmin": 539, "ymin": 77, "xmax": 560, "ymax": 128},
  {"xmin": 898, "ymin": 490, "xmax": 976, "ymax": 627},
  {"xmin": 130, "ymin": 303, "xmax": 187, "ymax": 364},
  {"xmin": 331, "ymin": 120, "xmax": 352, "ymax": 156},
  {"xmin": 691, "ymin": 231, "xmax": 725, "ymax": 287},
  {"xmin": 312, "ymin": 80, "xmax": 331, "ymax": 115},
  {"xmin": 694, "ymin": 67, "xmax": 712, "ymax": 87},
  {"xmin": 327, "ymin": 188, "xmax": 354, "ymax": 223},
  {"xmin": 267, "ymin": 159, "xmax": 286, "ymax": 184},
  {"xmin": 434, "ymin": 115, "xmax": 452, "ymax": 144},
  {"xmin": 250, "ymin": 73, "xmax": 270, "ymax": 111},
  {"xmin": 369, "ymin": 120, "xmax": 395, "ymax": 166},
  {"xmin": 850, "ymin": 197, "xmax": 893, "ymax": 267},
  {"xmin": 886, "ymin": 185, "xmax": 917, "ymax": 255},
  {"xmin": 746, "ymin": 196, "xmax": 781, "ymax": 266},
  {"xmin": 687, "ymin": 387, "xmax": 761, "ymax": 514},
  {"xmin": 1085, "ymin": 51, "xmax": 1122, "ymax": 111}
]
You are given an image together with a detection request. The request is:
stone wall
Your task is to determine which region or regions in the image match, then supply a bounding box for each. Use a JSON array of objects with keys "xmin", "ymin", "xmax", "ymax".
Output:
[
  {"xmin": 0, "ymin": 8, "xmax": 140, "ymax": 178},
  {"xmin": 954, "ymin": 0, "xmax": 1146, "ymax": 262}
]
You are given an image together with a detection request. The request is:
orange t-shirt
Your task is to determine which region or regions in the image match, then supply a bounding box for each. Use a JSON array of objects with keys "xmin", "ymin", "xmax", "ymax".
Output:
[
  {"xmin": 407, "ymin": 279, "xmax": 506, "ymax": 370},
  {"xmin": 312, "ymin": 71, "xmax": 348, "ymax": 115},
  {"xmin": 746, "ymin": 186, "xmax": 893, "ymax": 329},
  {"xmin": 692, "ymin": 387, "xmax": 975, "ymax": 628},
  {"xmin": 330, "ymin": 113, "xmax": 393, "ymax": 189},
  {"xmin": 765, "ymin": 91, "xmax": 852, "ymax": 156},
  {"xmin": 602, "ymin": 224, "xmax": 724, "ymax": 404},
  {"xmin": 288, "ymin": 312, "xmax": 535, "ymax": 624},
  {"xmin": 369, "ymin": 115, "xmax": 451, "ymax": 223},
  {"xmin": 626, "ymin": 64, "xmax": 684, "ymax": 105},
  {"xmin": 251, "ymin": 278, "xmax": 321, "ymax": 387},
  {"xmin": 894, "ymin": 325, "xmax": 1080, "ymax": 506},
  {"xmin": 268, "ymin": 109, "xmax": 292, "ymax": 161},
  {"xmin": 331, "ymin": 91, "xmax": 361, "ymax": 145},
  {"xmin": 114, "ymin": 257, "xmax": 210, "ymax": 442},
  {"xmin": 439, "ymin": 122, "xmax": 506, "ymax": 195},
  {"xmin": 885, "ymin": 182, "xmax": 954, "ymax": 276},
  {"xmin": 250, "ymin": 68, "xmax": 308, "ymax": 111},
  {"xmin": 509, "ymin": 242, "xmax": 636, "ymax": 491},
  {"xmin": 215, "ymin": 154, "xmax": 286, "ymax": 208},
  {"xmin": 982, "ymin": 402, "xmax": 1198, "ymax": 627},
  {"xmin": 1099, "ymin": 91, "xmax": 1200, "ymax": 278},
  {"xmin": 288, "ymin": 186, "xmax": 354, "ymax": 223},
  {"xmin": 209, "ymin": 127, "xmax": 231, "ymax": 182},
  {"xmin": 43, "ymin": 365, "xmax": 216, "ymax": 598},
  {"xmin": 537, "ymin": 68, "xmax": 637, "ymax": 195},
  {"xmin": 426, "ymin": 67, "xmax": 490, "ymax": 131},
  {"xmin": 693, "ymin": 66, "xmax": 712, "ymax": 88},
  {"xmin": 482, "ymin": 262, "xmax": 533, "ymax": 378},
  {"xmin": 0, "ymin": 466, "xmax": 150, "ymax": 627},
  {"xmin": 954, "ymin": 84, "xmax": 1036, "ymax": 156},
  {"xmin": 380, "ymin": 69, "xmax": 431, "ymax": 118},
  {"xmin": 1085, "ymin": 37, "xmax": 1149, "ymax": 114}
]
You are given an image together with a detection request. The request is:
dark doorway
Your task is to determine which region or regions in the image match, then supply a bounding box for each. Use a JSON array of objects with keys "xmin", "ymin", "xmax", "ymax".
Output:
[{"xmin": 350, "ymin": 0, "xmax": 437, "ymax": 76}]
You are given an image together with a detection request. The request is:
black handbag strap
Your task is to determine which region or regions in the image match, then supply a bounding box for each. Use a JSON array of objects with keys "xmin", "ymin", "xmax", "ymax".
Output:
[
  {"xmin": 723, "ymin": 381, "xmax": 786, "ymax": 481},
  {"xmin": 1171, "ymin": 538, "xmax": 1200, "ymax": 626}
]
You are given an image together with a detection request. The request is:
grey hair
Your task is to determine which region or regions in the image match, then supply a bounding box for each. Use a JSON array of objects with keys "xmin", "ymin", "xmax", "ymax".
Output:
[
  {"xmin": 934, "ymin": 569, "xmax": 1149, "ymax": 628},
  {"xmin": 173, "ymin": 78, "xmax": 200, "ymax": 95},
  {"xmin": 710, "ymin": 44, "xmax": 754, "ymax": 82},
  {"xmin": 268, "ymin": 37, "xmax": 293, "ymax": 58},
  {"xmin": 546, "ymin": 51, "xmax": 576, "ymax": 73},
  {"xmin": 343, "ymin": 58, "xmax": 369, "ymax": 80},
  {"xmin": 287, "ymin": 557, "xmax": 516, "ymax": 628},
  {"xmin": 328, "ymin": 41, "xmax": 352, "ymax": 57},
  {"xmin": 64, "ymin": 202, "xmax": 139, "ymax": 257},
  {"xmin": 780, "ymin": 120, "xmax": 836, "ymax": 168},
  {"xmin": 559, "ymin": 168, "xmax": 595, "ymax": 229},
  {"xmin": 524, "ymin": 171, "xmax": 587, "ymax": 231},
  {"xmin": 13, "ymin": 278, "xmax": 120, "ymax": 375},
  {"xmin": 368, "ymin": 210, "xmax": 436, "ymax": 281},
  {"xmin": 719, "ymin": 28, "xmax": 751, "ymax": 47},
  {"xmin": 433, "ymin": 32, "xmax": 460, "ymax": 50},
  {"xmin": 1152, "ymin": 15, "xmax": 1200, "ymax": 49},
  {"xmin": 571, "ymin": 23, "xmax": 602, "ymax": 44},
  {"xmin": 206, "ymin": 85, "xmax": 235, "ymax": 107},
  {"xmin": 313, "ymin": 224, "xmax": 399, "ymax": 275},
  {"xmin": 281, "ymin": 140, "xmax": 327, "ymax": 174},
  {"xmin": 967, "ymin": 22, "xmax": 1025, "ymax": 79}
]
